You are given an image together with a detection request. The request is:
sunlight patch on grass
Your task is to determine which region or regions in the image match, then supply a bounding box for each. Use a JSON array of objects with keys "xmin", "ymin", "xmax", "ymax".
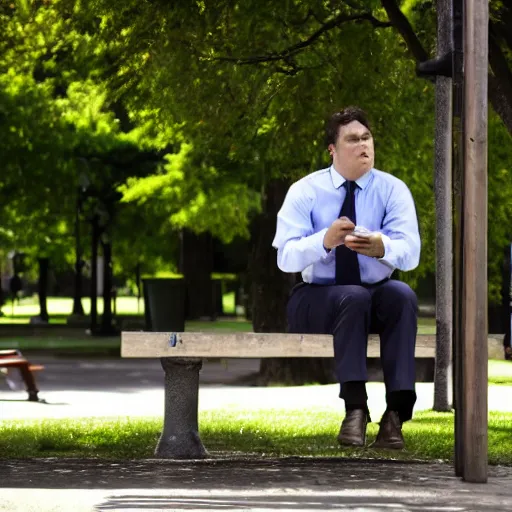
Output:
[
  {"xmin": 1, "ymin": 409, "xmax": 511, "ymax": 464},
  {"xmin": 488, "ymin": 359, "xmax": 512, "ymax": 385},
  {"xmin": 0, "ymin": 296, "xmax": 143, "ymax": 318},
  {"xmin": 0, "ymin": 294, "xmax": 239, "ymax": 322}
]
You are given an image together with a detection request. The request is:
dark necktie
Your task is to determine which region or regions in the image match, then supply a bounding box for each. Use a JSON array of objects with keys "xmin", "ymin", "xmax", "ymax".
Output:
[{"xmin": 335, "ymin": 181, "xmax": 362, "ymax": 285}]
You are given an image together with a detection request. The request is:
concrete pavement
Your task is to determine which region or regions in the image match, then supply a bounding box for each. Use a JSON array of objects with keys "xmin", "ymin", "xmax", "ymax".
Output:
[
  {"xmin": 1, "ymin": 458, "xmax": 512, "ymax": 511},
  {"xmin": 1, "ymin": 357, "xmax": 512, "ymax": 420}
]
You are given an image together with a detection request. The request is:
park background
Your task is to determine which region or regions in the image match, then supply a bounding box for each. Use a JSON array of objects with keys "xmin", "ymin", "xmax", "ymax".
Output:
[
  {"xmin": 2, "ymin": 1, "xmax": 512, "ymax": 339},
  {"xmin": 2, "ymin": 0, "xmax": 512, "ymax": 376},
  {"xmin": 1, "ymin": 0, "xmax": 512, "ymax": 465}
]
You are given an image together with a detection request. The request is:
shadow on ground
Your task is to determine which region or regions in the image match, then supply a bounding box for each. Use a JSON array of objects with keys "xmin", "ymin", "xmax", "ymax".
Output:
[
  {"xmin": 96, "ymin": 492, "xmax": 493, "ymax": 511},
  {"xmin": 2, "ymin": 458, "xmax": 509, "ymax": 512},
  {"xmin": 2, "ymin": 458, "xmax": 512, "ymax": 510}
]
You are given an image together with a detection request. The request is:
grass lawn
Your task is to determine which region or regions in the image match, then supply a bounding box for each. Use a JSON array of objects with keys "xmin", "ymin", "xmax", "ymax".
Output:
[
  {"xmin": 0, "ymin": 409, "xmax": 511, "ymax": 464},
  {"xmin": 0, "ymin": 294, "xmax": 237, "ymax": 323},
  {"xmin": 488, "ymin": 359, "xmax": 512, "ymax": 385},
  {"xmin": 0, "ymin": 318, "xmax": 254, "ymax": 352},
  {"xmin": 0, "ymin": 337, "xmax": 121, "ymax": 352},
  {"xmin": 1, "ymin": 296, "xmax": 437, "ymax": 334}
]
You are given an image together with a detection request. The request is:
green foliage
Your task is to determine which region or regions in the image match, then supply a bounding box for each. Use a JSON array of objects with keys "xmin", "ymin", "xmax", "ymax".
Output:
[
  {"xmin": 0, "ymin": 0, "xmax": 169, "ymax": 276},
  {"xmin": 2, "ymin": 0, "xmax": 512, "ymax": 303},
  {"xmin": 488, "ymin": 112, "xmax": 512, "ymax": 303},
  {"xmin": 120, "ymin": 143, "xmax": 261, "ymax": 243},
  {"xmin": 75, "ymin": 0, "xmax": 443, "ymax": 291}
]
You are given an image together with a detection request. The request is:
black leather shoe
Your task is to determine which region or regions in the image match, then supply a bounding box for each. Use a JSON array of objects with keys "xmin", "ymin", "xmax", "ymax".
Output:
[
  {"xmin": 370, "ymin": 410, "xmax": 405, "ymax": 450},
  {"xmin": 337, "ymin": 409, "xmax": 369, "ymax": 447}
]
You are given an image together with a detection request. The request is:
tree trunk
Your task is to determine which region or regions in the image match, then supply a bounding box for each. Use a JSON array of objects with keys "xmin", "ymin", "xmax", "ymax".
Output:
[
  {"xmin": 488, "ymin": 74, "xmax": 512, "ymax": 136},
  {"xmin": 90, "ymin": 215, "xmax": 100, "ymax": 333},
  {"xmin": 135, "ymin": 262, "xmax": 143, "ymax": 315},
  {"xmin": 432, "ymin": 0, "xmax": 453, "ymax": 412},
  {"xmin": 180, "ymin": 229, "xmax": 214, "ymax": 320},
  {"xmin": 252, "ymin": 179, "xmax": 337, "ymax": 385},
  {"xmin": 37, "ymin": 257, "xmax": 50, "ymax": 322},
  {"xmin": 0, "ymin": 260, "xmax": 4, "ymax": 316},
  {"xmin": 502, "ymin": 245, "xmax": 512, "ymax": 360},
  {"xmin": 100, "ymin": 238, "xmax": 117, "ymax": 334},
  {"xmin": 240, "ymin": 272, "xmax": 253, "ymax": 321},
  {"xmin": 72, "ymin": 203, "xmax": 85, "ymax": 316}
]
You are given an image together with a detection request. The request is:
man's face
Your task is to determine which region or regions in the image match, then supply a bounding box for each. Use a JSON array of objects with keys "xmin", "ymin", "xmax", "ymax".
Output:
[{"xmin": 329, "ymin": 120, "xmax": 374, "ymax": 180}]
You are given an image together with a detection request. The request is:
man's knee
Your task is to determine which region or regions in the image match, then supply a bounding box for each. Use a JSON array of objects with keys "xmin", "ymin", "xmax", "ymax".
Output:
[
  {"xmin": 382, "ymin": 281, "xmax": 417, "ymax": 310},
  {"xmin": 331, "ymin": 285, "xmax": 372, "ymax": 314}
]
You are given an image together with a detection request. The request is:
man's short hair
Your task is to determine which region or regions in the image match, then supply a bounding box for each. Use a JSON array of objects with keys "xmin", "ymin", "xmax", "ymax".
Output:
[{"xmin": 325, "ymin": 106, "xmax": 371, "ymax": 147}]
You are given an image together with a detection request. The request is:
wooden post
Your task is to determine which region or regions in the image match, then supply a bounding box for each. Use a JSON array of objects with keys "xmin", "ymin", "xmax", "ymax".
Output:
[
  {"xmin": 461, "ymin": 0, "xmax": 488, "ymax": 483},
  {"xmin": 433, "ymin": 0, "xmax": 454, "ymax": 413},
  {"xmin": 451, "ymin": 0, "xmax": 464, "ymax": 478}
]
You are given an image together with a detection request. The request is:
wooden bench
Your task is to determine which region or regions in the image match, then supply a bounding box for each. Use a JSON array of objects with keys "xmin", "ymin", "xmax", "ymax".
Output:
[
  {"xmin": 121, "ymin": 331, "xmax": 505, "ymax": 459},
  {"xmin": 0, "ymin": 349, "xmax": 42, "ymax": 401}
]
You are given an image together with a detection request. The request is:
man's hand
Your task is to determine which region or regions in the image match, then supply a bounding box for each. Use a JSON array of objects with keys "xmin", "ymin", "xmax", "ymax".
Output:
[
  {"xmin": 323, "ymin": 216, "xmax": 355, "ymax": 250},
  {"xmin": 344, "ymin": 232, "xmax": 385, "ymax": 258}
]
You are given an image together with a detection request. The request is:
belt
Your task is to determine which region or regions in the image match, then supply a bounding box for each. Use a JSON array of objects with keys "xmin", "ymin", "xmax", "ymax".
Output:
[{"xmin": 289, "ymin": 278, "xmax": 390, "ymax": 297}]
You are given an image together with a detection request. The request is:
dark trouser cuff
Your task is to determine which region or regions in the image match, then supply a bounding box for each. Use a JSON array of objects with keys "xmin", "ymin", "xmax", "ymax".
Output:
[
  {"xmin": 340, "ymin": 380, "xmax": 368, "ymax": 405},
  {"xmin": 386, "ymin": 390, "xmax": 417, "ymax": 423},
  {"xmin": 340, "ymin": 381, "xmax": 370, "ymax": 420}
]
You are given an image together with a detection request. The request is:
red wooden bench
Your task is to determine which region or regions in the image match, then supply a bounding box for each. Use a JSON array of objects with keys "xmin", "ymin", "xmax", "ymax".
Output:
[{"xmin": 0, "ymin": 349, "xmax": 42, "ymax": 401}]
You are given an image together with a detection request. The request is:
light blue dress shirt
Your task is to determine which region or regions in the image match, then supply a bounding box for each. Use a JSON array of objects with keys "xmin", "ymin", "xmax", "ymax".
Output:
[{"xmin": 272, "ymin": 166, "xmax": 421, "ymax": 285}]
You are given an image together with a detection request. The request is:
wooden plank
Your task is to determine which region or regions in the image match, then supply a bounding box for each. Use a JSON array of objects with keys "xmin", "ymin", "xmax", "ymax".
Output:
[
  {"xmin": 122, "ymin": 332, "xmax": 334, "ymax": 358},
  {"xmin": 0, "ymin": 350, "xmax": 20, "ymax": 357},
  {"xmin": 0, "ymin": 357, "xmax": 30, "ymax": 367},
  {"xmin": 461, "ymin": 0, "xmax": 488, "ymax": 483},
  {"xmin": 121, "ymin": 331, "xmax": 504, "ymax": 359}
]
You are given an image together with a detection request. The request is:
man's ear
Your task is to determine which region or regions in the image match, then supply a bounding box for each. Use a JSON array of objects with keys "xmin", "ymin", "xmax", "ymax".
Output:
[{"xmin": 328, "ymin": 144, "xmax": 335, "ymax": 156}]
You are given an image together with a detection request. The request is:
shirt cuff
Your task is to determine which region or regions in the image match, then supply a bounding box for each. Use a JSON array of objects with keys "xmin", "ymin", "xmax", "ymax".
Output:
[
  {"xmin": 314, "ymin": 228, "xmax": 331, "ymax": 259},
  {"xmin": 378, "ymin": 234, "xmax": 396, "ymax": 269}
]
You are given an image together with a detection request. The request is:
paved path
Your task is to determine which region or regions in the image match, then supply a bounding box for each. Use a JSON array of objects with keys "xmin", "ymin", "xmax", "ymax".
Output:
[
  {"xmin": 1, "ymin": 357, "xmax": 512, "ymax": 420},
  {"xmin": 1, "ymin": 458, "xmax": 512, "ymax": 511},
  {"xmin": 2, "ymin": 357, "xmax": 512, "ymax": 511}
]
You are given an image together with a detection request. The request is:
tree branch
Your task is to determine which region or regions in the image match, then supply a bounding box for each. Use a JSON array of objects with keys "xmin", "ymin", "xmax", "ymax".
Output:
[
  {"xmin": 380, "ymin": 0, "xmax": 429, "ymax": 62},
  {"xmin": 213, "ymin": 12, "xmax": 390, "ymax": 66},
  {"xmin": 489, "ymin": 25, "xmax": 512, "ymax": 117},
  {"xmin": 488, "ymin": 74, "xmax": 512, "ymax": 135},
  {"xmin": 491, "ymin": 2, "xmax": 512, "ymax": 51},
  {"xmin": 285, "ymin": 8, "xmax": 316, "ymax": 27},
  {"xmin": 381, "ymin": 0, "xmax": 512, "ymax": 136}
]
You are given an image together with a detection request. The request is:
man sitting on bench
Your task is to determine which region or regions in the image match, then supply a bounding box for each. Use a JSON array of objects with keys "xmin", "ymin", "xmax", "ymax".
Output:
[{"xmin": 272, "ymin": 106, "xmax": 421, "ymax": 450}]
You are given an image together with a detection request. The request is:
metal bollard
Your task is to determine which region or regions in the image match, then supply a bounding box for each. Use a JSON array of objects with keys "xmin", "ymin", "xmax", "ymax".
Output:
[{"xmin": 155, "ymin": 357, "xmax": 208, "ymax": 459}]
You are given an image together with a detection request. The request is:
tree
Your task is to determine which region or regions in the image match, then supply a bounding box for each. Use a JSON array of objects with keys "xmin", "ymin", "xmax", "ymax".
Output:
[
  {"xmin": 379, "ymin": 0, "xmax": 512, "ymax": 305},
  {"xmin": 85, "ymin": 0, "xmax": 512, "ymax": 303},
  {"xmin": 380, "ymin": 0, "xmax": 512, "ymax": 134},
  {"xmin": 0, "ymin": 1, "xmax": 167, "ymax": 326},
  {"xmin": 63, "ymin": 0, "xmax": 443, "ymax": 382}
]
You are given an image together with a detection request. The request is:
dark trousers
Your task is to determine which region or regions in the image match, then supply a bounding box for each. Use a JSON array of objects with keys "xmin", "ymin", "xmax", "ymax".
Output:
[{"xmin": 287, "ymin": 280, "xmax": 418, "ymax": 422}]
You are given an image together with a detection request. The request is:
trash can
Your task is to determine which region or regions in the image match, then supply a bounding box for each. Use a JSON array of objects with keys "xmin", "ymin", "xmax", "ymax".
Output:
[{"xmin": 143, "ymin": 278, "xmax": 186, "ymax": 332}]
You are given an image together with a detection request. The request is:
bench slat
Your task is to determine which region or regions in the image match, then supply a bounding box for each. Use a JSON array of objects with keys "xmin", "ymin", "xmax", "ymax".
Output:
[
  {"xmin": 121, "ymin": 332, "xmax": 332, "ymax": 358},
  {"xmin": 121, "ymin": 332, "xmax": 505, "ymax": 359},
  {"xmin": 0, "ymin": 357, "xmax": 30, "ymax": 367},
  {"xmin": 121, "ymin": 332, "xmax": 453, "ymax": 359}
]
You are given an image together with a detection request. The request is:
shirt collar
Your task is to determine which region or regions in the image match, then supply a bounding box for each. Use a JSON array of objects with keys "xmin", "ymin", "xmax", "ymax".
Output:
[{"xmin": 329, "ymin": 165, "xmax": 373, "ymax": 190}]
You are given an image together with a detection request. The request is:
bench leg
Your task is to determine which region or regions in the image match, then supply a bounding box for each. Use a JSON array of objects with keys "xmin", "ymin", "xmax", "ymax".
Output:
[
  {"xmin": 18, "ymin": 363, "xmax": 39, "ymax": 402},
  {"xmin": 155, "ymin": 357, "xmax": 208, "ymax": 459}
]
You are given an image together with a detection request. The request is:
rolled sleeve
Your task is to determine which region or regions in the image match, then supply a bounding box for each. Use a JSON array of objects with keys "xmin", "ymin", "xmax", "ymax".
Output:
[
  {"xmin": 277, "ymin": 228, "xmax": 330, "ymax": 273},
  {"xmin": 273, "ymin": 182, "xmax": 332, "ymax": 273},
  {"xmin": 377, "ymin": 182, "xmax": 421, "ymax": 272}
]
